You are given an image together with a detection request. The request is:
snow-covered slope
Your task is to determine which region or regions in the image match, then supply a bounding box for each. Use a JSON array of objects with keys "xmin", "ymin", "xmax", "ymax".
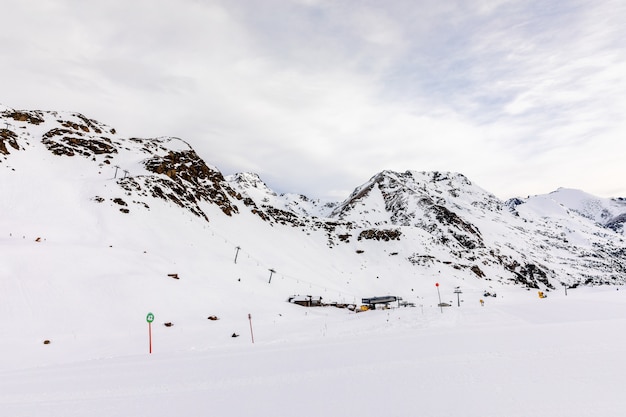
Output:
[
  {"xmin": 324, "ymin": 170, "xmax": 626, "ymax": 287},
  {"xmin": 3, "ymin": 105, "xmax": 626, "ymax": 296},
  {"xmin": 3, "ymin": 105, "xmax": 626, "ymax": 416},
  {"xmin": 225, "ymin": 172, "xmax": 336, "ymax": 218},
  {"xmin": 3, "ymin": 288, "xmax": 626, "ymax": 417},
  {"xmin": 1, "ymin": 104, "xmax": 626, "ymax": 347},
  {"xmin": 528, "ymin": 187, "xmax": 626, "ymax": 233}
]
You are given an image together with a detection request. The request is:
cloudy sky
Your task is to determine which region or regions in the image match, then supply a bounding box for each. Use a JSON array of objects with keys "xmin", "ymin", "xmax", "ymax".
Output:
[{"xmin": 2, "ymin": 0, "xmax": 625, "ymax": 200}]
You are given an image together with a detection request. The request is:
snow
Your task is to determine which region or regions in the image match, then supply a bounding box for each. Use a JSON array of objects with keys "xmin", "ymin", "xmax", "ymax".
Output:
[
  {"xmin": 3, "ymin": 108, "xmax": 626, "ymax": 416},
  {"xmin": 526, "ymin": 187, "xmax": 626, "ymax": 229},
  {"xmin": 226, "ymin": 172, "xmax": 336, "ymax": 218},
  {"xmin": 2, "ymin": 289, "xmax": 626, "ymax": 417},
  {"xmin": 2, "ymin": 196, "xmax": 625, "ymax": 416}
]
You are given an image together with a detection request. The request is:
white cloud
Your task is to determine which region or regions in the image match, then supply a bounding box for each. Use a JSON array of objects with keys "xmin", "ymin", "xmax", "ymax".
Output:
[{"xmin": 1, "ymin": 0, "xmax": 625, "ymax": 200}]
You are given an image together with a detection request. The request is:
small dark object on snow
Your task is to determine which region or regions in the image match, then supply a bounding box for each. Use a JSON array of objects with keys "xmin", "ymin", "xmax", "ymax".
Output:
[
  {"xmin": 483, "ymin": 292, "xmax": 497, "ymax": 297},
  {"xmin": 207, "ymin": 315, "xmax": 219, "ymax": 321},
  {"xmin": 164, "ymin": 322, "xmax": 174, "ymax": 327},
  {"xmin": 43, "ymin": 340, "xmax": 51, "ymax": 345},
  {"xmin": 167, "ymin": 273, "xmax": 179, "ymax": 279},
  {"xmin": 231, "ymin": 333, "xmax": 239, "ymax": 338}
]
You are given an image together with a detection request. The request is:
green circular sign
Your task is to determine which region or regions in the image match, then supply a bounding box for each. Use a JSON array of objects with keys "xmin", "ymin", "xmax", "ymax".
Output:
[{"xmin": 146, "ymin": 312, "xmax": 155, "ymax": 323}]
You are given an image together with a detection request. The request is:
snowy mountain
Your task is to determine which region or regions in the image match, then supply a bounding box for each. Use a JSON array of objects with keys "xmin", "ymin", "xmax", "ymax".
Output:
[
  {"xmin": 3, "ymin": 105, "xmax": 626, "ymax": 417},
  {"xmin": 226, "ymin": 171, "xmax": 337, "ymax": 218},
  {"xmin": 533, "ymin": 187, "xmax": 626, "ymax": 232},
  {"xmin": 2, "ymin": 105, "xmax": 625, "ymax": 295}
]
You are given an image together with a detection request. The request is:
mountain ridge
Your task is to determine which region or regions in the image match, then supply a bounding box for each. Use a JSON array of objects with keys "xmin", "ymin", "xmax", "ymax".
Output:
[{"xmin": 2, "ymin": 105, "xmax": 625, "ymax": 293}]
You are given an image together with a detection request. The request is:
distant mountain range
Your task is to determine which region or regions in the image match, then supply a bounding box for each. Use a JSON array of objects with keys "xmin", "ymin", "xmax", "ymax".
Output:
[{"xmin": 2, "ymin": 104, "xmax": 625, "ymax": 290}]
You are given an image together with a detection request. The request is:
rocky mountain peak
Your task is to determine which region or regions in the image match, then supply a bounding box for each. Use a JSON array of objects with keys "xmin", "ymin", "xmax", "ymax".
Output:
[
  {"xmin": 3, "ymin": 105, "xmax": 626, "ymax": 291},
  {"xmin": 226, "ymin": 172, "xmax": 275, "ymax": 194}
]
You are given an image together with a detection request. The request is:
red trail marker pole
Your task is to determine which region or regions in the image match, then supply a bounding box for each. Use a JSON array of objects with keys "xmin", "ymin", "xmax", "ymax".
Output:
[{"xmin": 435, "ymin": 283, "xmax": 443, "ymax": 313}]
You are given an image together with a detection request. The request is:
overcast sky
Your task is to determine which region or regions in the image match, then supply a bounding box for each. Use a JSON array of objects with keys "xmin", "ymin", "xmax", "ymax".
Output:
[{"xmin": 2, "ymin": 0, "xmax": 625, "ymax": 200}]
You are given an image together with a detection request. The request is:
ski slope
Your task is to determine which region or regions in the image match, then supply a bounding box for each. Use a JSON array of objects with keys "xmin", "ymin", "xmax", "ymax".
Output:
[
  {"xmin": 1, "ymin": 287, "xmax": 626, "ymax": 417},
  {"xmin": 2, "ymin": 106, "xmax": 626, "ymax": 416}
]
